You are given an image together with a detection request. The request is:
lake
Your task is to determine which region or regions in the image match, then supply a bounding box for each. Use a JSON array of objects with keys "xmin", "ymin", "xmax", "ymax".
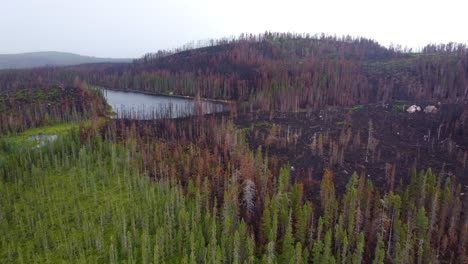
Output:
[{"xmin": 101, "ymin": 88, "xmax": 226, "ymax": 120}]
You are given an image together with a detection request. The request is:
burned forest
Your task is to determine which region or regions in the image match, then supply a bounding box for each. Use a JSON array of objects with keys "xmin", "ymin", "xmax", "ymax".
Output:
[{"xmin": 1, "ymin": 33, "xmax": 467, "ymax": 263}]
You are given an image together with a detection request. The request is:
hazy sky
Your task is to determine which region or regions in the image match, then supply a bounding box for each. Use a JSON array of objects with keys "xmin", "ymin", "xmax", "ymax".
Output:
[{"xmin": 1, "ymin": 0, "xmax": 467, "ymax": 58}]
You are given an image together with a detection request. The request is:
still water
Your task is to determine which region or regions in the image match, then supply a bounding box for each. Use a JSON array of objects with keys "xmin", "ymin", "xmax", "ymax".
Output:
[{"xmin": 101, "ymin": 88, "xmax": 225, "ymax": 120}]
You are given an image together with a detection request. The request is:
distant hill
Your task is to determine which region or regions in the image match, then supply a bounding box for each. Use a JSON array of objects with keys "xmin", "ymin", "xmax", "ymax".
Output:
[{"xmin": 0, "ymin": 51, "xmax": 132, "ymax": 69}]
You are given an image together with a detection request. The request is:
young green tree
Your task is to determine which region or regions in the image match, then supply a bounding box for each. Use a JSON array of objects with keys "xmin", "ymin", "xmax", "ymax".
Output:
[
  {"xmin": 321, "ymin": 229, "xmax": 334, "ymax": 264},
  {"xmin": 295, "ymin": 201, "xmax": 313, "ymax": 246},
  {"xmin": 320, "ymin": 169, "xmax": 336, "ymax": 229},
  {"xmin": 312, "ymin": 238, "xmax": 323, "ymax": 264},
  {"xmin": 372, "ymin": 234, "xmax": 385, "ymax": 264},
  {"xmin": 280, "ymin": 213, "xmax": 295, "ymax": 263},
  {"xmin": 351, "ymin": 232, "xmax": 364, "ymax": 264},
  {"xmin": 293, "ymin": 242, "xmax": 303, "ymax": 264},
  {"xmin": 342, "ymin": 172, "xmax": 359, "ymax": 238}
]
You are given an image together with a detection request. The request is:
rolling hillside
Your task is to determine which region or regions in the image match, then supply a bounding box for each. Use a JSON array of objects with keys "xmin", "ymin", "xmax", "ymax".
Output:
[
  {"xmin": 53, "ymin": 33, "xmax": 467, "ymax": 111},
  {"xmin": 0, "ymin": 51, "xmax": 131, "ymax": 69}
]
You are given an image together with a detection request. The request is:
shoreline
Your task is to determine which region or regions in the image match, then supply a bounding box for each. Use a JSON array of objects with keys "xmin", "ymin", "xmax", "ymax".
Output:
[{"xmin": 98, "ymin": 87, "xmax": 235, "ymax": 105}]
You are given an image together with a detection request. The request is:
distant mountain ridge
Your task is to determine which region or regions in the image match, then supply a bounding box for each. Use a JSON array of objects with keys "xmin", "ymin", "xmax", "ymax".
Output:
[{"xmin": 0, "ymin": 51, "xmax": 132, "ymax": 69}]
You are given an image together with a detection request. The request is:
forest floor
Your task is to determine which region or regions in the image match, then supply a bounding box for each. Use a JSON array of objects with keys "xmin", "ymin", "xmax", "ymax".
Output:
[
  {"xmin": 235, "ymin": 101, "xmax": 468, "ymax": 194},
  {"xmin": 109, "ymin": 100, "xmax": 467, "ymax": 196}
]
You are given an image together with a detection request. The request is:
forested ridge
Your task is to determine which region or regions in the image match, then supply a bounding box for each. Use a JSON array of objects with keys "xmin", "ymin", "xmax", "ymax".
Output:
[
  {"xmin": 0, "ymin": 33, "xmax": 467, "ymax": 263},
  {"xmin": 59, "ymin": 33, "xmax": 468, "ymax": 111},
  {"xmin": 1, "ymin": 33, "xmax": 467, "ymax": 111}
]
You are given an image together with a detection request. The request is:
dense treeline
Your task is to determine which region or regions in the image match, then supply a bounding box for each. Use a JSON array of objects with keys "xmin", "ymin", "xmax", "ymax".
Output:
[{"xmin": 1, "ymin": 117, "xmax": 466, "ymax": 263}]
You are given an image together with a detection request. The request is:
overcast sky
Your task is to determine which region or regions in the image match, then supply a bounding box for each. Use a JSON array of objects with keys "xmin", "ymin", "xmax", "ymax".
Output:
[{"xmin": 1, "ymin": 0, "xmax": 467, "ymax": 58}]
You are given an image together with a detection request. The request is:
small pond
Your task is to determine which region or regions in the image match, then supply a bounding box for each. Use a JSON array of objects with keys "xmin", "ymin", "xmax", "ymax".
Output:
[
  {"xmin": 28, "ymin": 134, "xmax": 58, "ymax": 141},
  {"xmin": 101, "ymin": 88, "xmax": 226, "ymax": 120},
  {"xmin": 28, "ymin": 133, "xmax": 58, "ymax": 149}
]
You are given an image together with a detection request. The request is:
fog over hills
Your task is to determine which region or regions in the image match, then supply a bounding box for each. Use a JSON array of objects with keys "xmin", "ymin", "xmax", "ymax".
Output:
[{"xmin": 0, "ymin": 51, "xmax": 132, "ymax": 69}]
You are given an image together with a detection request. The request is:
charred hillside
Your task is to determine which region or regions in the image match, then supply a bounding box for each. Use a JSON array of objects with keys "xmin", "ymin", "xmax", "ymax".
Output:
[
  {"xmin": 1, "ymin": 33, "xmax": 467, "ymax": 112},
  {"xmin": 55, "ymin": 33, "xmax": 468, "ymax": 112},
  {"xmin": 0, "ymin": 81, "xmax": 108, "ymax": 134}
]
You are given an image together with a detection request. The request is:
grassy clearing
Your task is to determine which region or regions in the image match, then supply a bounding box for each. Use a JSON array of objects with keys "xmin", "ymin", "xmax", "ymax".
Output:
[
  {"xmin": 3, "ymin": 122, "xmax": 81, "ymax": 143},
  {"xmin": 2, "ymin": 117, "xmax": 106, "ymax": 143}
]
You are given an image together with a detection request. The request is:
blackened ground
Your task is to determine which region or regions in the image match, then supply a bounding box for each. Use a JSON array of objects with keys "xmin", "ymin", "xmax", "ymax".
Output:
[
  {"xmin": 106, "ymin": 102, "xmax": 468, "ymax": 199},
  {"xmin": 236, "ymin": 102, "xmax": 468, "ymax": 197}
]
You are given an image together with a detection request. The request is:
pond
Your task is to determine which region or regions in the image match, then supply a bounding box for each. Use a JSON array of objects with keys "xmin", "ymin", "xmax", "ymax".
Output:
[
  {"xmin": 100, "ymin": 88, "xmax": 226, "ymax": 120},
  {"xmin": 28, "ymin": 134, "xmax": 58, "ymax": 141},
  {"xmin": 28, "ymin": 133, "xmax": 58, "ymax": 149}
]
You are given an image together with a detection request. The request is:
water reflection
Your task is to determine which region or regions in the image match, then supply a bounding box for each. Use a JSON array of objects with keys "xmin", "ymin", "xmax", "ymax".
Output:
[{"xmin": 101, "ymin": 88, "xmax": 225, "ymax": 120}]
